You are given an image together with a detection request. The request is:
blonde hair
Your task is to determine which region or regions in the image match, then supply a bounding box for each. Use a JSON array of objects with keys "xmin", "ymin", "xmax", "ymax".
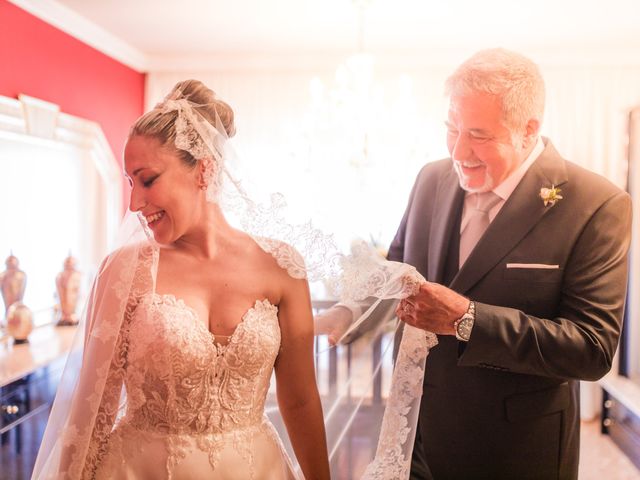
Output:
[
  {"xmin": 129, "ymin": 79, "xmax": 236, "ymax": 168},
  {"xmin": 445, "ymin": 48, "xmax": 545, "ymax": 130}
]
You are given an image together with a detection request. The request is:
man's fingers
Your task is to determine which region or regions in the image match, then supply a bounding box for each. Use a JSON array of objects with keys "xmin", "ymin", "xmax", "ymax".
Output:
[{"xmin": 396, "ymin": 300, "xmax": 417, "ymax": 324}]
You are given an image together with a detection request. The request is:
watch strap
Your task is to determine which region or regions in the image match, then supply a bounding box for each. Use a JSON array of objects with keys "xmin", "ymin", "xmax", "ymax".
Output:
[{"xmin": 454, "ymin": 301, "xmax": 475, "ymax": 341}]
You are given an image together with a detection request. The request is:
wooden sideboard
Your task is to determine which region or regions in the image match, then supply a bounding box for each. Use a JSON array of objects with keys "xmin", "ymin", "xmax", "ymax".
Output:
[{"xmin": 0, "ymin": 325, "xmax": 77, "ymax": 459}]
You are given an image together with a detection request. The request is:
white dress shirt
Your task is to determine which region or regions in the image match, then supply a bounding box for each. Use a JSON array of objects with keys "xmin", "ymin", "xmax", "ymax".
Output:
[{"xmin": 460, "ymin": 136, "xmax": 545, "ymax": 235}]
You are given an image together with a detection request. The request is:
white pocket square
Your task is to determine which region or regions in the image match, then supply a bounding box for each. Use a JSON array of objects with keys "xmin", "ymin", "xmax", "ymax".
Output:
[{"xmin": 506, "ymin": 263, "xmax": 560, "ymax": 269}]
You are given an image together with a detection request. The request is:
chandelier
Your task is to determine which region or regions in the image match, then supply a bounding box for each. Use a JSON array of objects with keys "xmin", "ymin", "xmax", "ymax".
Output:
[
  {"xmin": 305, "ymin": 0, "xmax": 418, "ymax": 169},
  {"xmin": 290, "ymin": 0, "xmax": 426, "ymax": 251}
]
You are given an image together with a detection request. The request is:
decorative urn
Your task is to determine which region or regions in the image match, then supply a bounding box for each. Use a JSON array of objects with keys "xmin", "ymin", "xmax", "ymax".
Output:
[
  {"xmin": 55, "ymin": 254, "xmax": 81, "ymax": 326},
  {"xmin": 1, "ymin": 253, "xmax": 27, "ymax": 317},
  {"xmin": 6, "ymin": 302, "xmax": 33, "ymax": 344}
]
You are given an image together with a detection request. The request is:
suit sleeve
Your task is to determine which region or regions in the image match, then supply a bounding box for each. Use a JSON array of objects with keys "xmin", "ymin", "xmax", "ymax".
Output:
[{"xmin": 459, "ymin": 190, "xmax": 632, "ymax": 381}]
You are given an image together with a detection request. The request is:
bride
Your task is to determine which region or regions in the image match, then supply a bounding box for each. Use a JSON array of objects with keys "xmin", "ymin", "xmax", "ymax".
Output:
[
  {"xmin": 33, "ymin": 80, "xmax": 329, "ymax": 479},
  {"xmin": 33, "ymin": 79, "xmax": 434, "ymax": 480}
]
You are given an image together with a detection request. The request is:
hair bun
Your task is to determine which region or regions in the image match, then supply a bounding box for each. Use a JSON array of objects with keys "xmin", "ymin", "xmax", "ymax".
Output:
[{"xmin": 167, "ymin": 80, "xmax": 236, "ymax": 138}]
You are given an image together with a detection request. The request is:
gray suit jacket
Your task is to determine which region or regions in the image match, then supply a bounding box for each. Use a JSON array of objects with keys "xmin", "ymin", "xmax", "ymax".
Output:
[{"xmin": 388, "ymin": 139, "xmax": 632, "ymax": 479}]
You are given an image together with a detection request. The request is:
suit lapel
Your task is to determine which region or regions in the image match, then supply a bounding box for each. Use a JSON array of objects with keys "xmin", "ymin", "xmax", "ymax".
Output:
[
  {"xmin": 450, "ymin": 140, "xmax": 568, "ymax": 294},
  {"xmin": 428, "ymin": 166, "xmax": 465, "ymax": 283}
]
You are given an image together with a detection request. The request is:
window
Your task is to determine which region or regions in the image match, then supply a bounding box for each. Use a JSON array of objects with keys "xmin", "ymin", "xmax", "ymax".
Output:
[{"xmin": 0, "ymin": 95, "xmax": 121, "ymax": 326}]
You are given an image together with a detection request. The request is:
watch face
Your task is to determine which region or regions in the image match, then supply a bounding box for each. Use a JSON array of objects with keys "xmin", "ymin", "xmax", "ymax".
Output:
[{"xmin": 456, "ymin": 315, "xmax": 474, "ymax": 340}]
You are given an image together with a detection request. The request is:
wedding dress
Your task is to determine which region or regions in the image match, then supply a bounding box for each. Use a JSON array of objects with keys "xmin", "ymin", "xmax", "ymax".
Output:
[{"xmin": 92, "ymin": 294, "xmax": 295, "ymax": 479}]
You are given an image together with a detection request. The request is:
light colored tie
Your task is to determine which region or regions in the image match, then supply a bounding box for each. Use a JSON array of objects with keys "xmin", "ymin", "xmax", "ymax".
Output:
[{"xmin": 459, "ymin": 192, "xmax": 501, "ymax": 268}]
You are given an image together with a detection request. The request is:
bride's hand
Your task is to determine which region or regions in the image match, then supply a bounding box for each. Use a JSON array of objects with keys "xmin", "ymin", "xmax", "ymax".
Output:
[{"xmin": 314, "ymin": 306, "xmax": 353, "ymax": 345}]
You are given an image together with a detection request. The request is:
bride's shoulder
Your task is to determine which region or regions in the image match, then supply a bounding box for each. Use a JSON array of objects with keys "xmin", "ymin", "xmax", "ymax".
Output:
[
  {"xmin": 251, "ymin": 236, "xmax": 308, "ymax": 281},
  {"xmin": 97, "ymin": 241, "xmax": 155, "ymax": 276}
]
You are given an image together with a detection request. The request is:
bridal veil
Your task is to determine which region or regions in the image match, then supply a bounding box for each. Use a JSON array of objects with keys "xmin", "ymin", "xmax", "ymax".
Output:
[{"xmin": 32, "ymin": 82, "xmax": 437, "ymax": 479}]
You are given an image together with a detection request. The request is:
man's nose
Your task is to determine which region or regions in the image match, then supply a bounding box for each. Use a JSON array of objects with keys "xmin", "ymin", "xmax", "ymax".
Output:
[{"xmin": 451, "ymin": 133, "xmax": 472, "ymax": 161}]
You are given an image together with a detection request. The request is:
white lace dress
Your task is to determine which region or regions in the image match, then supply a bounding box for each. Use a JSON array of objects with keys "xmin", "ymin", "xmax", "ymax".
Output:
[{"xmin": 92, "ymin": 293, "xmax": 297, "ymax": 480}]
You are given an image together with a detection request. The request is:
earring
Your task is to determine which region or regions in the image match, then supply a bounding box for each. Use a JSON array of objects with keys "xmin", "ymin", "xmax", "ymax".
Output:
[{"xmin": 200, "ymin": 184, "xmax": 208, "ymax": 191}]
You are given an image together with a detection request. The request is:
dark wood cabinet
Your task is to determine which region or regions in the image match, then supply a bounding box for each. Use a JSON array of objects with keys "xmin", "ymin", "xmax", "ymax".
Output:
[
  {"xmin": 0, "ymin": 326, "xmax": 76, "ymax": 479},
  {"xmin": 601, "ymin": 377, "xmax": 640, "ymax": 470},
  {"xmin": 1, "ymin": 358, "xmax": 65, "ymax": 454}
]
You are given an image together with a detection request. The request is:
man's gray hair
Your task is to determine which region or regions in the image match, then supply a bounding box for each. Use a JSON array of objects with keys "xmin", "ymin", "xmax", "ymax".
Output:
[{"xmin": 445, "ymin": 48, "xmax": 545, "ymax": 130}]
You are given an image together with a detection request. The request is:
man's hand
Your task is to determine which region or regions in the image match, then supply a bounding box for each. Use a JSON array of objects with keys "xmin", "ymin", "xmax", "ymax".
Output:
[
  {"xmin": 396, "ymin": 282, "xmax": 470, "ymax": 335},
  {"xmin": 314, "ymin": 306, "xmax": 353, "ymax": 345}
]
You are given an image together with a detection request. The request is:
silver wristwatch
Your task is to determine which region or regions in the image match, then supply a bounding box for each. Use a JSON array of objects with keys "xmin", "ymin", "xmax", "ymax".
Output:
[{"xmin": 454, "ymin": 301, "xmax": 475, "ymax": 342}]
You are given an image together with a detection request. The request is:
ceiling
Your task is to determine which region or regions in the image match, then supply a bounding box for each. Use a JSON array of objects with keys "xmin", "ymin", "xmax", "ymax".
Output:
[{"xmin": 14, "ymin": 0, "xmax": 640, "ymax": 71}]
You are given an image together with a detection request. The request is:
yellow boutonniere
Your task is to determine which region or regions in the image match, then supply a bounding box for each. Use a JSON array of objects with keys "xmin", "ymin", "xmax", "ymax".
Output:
[{"xmin": 539, "ymin": 185, "xmax": 563, "ymax": 207}]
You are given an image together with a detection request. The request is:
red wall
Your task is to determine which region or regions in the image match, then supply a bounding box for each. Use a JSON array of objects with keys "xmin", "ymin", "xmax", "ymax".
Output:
[{"xmin": 0, "ymin": 0, "xmax": 145, "ymax": 163}]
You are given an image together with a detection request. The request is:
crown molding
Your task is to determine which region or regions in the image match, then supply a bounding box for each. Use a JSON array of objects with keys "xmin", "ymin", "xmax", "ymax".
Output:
[
  {"xmin": 8, "ymin": 0, "xmax": 148, "ymax": 72},
  {"xmin": 8, "ymin": 0, "xmax": 640, "ymax": 74}
]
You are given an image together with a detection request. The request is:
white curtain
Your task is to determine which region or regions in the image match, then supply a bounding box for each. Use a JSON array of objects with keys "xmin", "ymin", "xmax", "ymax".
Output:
[
  {"xmin": 543, "ymin": 66, "xmax": 640, "ymax": 187},
  {"xmin": 147, "ymin": 66, "xmax": 451, "ymax": 249},
  {"xmin": 0, "ymin": 138, "xmax": 106, "ymax": 323},
  {"xmin": 148, "ymin": 62, "xmax": 640, "ymax": 192}
]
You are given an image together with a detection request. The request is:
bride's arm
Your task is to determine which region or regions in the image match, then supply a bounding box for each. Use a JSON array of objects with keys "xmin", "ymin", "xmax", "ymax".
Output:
[{"xmin": 275, "ymin": 274, "xmax": 331, "ymax": 480}]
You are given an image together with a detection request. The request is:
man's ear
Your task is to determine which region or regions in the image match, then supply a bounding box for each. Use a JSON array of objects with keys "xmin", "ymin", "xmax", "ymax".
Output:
[{"xmin": 523, "ymin": 118, "xmax": 541, "ymax": 146}]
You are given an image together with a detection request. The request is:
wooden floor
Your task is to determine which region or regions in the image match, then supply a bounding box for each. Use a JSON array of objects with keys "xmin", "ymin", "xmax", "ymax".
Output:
[
  {"xmin": 579, "ymin": 420, "xmax": 640, "ymax": 480},
  {"xmin": 1, "ymin": 413, "xmax": 638, "ymax": 479}
]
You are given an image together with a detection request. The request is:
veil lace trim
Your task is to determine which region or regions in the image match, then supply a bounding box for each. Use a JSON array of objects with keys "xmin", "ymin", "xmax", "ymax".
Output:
[
  {"xmin": 362, "ymin": 328, "xmax": 438, "ymax": 479},
  {"xmin": 80, "ymin": 244, "xmax": 157, "ymax": 479}
]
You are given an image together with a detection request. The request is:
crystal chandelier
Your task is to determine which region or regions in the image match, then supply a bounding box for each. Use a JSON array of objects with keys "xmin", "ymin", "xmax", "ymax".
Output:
[
  {"xmin": 306, "ymin": 0, "xmax": 418, "ymax": 169},
  {"xmin": 295, "ymin": 0, "xmax": 423, "ymax": 250}
]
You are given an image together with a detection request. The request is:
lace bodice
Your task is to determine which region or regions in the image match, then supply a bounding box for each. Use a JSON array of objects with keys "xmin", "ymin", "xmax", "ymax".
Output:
[
  {"xmin": 124, "ymin": 294, "xmax": 280, "ymax": 434},
  {"xmin": 84, "ymin": 294, "xmax": 288, "ymax": 479}
]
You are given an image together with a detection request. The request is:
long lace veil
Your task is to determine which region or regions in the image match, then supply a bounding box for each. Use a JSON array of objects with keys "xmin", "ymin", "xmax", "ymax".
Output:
[{"xmin": 32, "ymin": 90, "xmax": 438, "ymax": 480}]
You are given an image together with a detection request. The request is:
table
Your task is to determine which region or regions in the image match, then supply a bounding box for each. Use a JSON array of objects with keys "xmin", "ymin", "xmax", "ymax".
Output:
[{"xmin": 0, "ymin": 324, "xmax": 77, "ymax": 453}]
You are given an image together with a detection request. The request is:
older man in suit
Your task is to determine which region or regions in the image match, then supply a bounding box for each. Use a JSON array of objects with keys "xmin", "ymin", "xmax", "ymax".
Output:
[
  {"xmin": 316, "ymin": 48, "xmax": 632, "ymax": 479},
  {"xmin": 388, "ymin": 48, "xmax": 632, "ymax": 479}
]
